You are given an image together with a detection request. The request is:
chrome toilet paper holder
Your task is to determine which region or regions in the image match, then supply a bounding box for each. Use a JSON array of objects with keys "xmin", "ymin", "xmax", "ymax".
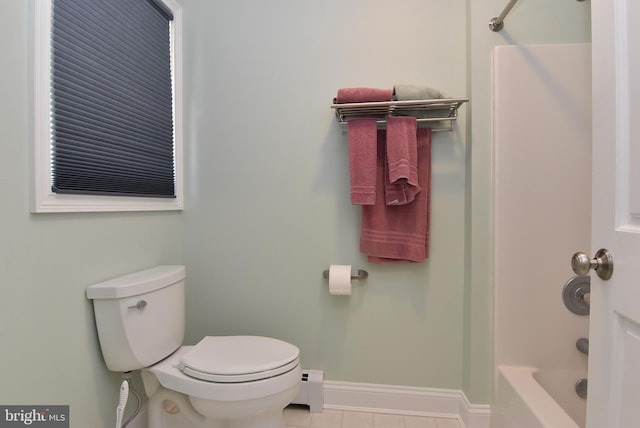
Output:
[{"xmin": 322, "ymin": 269, "xmax": 368, "ymax": 280}]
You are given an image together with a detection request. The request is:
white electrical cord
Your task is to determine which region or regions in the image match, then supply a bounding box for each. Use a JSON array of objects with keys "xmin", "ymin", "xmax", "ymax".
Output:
[{"xmin": 115, "ymin": 380, "xmax": 129, "ymax": 428}]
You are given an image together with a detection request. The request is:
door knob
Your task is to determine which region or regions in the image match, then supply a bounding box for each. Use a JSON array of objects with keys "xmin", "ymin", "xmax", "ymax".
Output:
[{"xmin": 571, "ymin": 248, "xmax": 613, "ymax": 280}]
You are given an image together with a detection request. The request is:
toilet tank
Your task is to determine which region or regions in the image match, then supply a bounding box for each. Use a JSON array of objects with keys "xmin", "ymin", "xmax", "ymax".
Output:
[{"xmin": 86, "ymin": 265, "xmax": 186, "ymax": 372}]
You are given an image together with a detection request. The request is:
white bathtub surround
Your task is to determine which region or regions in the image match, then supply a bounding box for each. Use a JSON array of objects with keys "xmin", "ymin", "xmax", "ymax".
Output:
[{"xmin": 492, "ymin": 43, "xmax": 592, "ymax": 428}]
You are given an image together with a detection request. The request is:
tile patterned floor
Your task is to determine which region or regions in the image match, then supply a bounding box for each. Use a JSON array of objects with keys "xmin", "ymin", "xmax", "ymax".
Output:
[{"xmin": 284, "ymin": 405, "xmax": 462, "ymax": 428}]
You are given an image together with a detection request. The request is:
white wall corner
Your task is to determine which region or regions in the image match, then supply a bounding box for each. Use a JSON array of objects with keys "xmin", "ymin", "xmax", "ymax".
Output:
[{"xmin": 323, "ymin": 381, "xmax": 490, "ymax": 428}]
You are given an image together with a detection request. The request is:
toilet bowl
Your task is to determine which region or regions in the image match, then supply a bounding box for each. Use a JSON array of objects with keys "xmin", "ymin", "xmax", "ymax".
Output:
[
  {"xmin": 143, "ymin": 337, "xmax": 301, "ymax": 427},
  {"xmin": 86, "ymin": 266, "xmax": 301, "ymax": 428}
]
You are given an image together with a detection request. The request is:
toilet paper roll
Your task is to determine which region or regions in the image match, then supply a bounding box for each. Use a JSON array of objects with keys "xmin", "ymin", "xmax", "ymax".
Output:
[{"xmin": 328, "ymin": 264, "xmax": 352, "ymax": 296}]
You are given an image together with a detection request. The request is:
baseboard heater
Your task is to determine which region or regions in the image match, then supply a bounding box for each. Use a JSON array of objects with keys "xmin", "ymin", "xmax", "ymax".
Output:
[{"xmin": 290, "ymin": 369, "xmax": 324, "ymax": 413}]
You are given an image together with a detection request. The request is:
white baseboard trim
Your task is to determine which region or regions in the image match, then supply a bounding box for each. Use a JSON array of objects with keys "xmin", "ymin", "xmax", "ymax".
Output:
[
  {"xmin": 459, "ymin": 390, "xmax": 492, "ymax": 428},
  {"xmin": 125, "ymin": 381, "xmax": 491, "ymax": 428},
  {"xmin": 323, "ymin": 381, "xmax": 490, "ymax": 428}
]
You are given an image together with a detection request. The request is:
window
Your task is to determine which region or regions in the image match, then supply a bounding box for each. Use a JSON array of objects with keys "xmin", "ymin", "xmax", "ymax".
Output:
[{"xmin": 32, "ymin": 0, "xmax": 183, "ymax": 212}]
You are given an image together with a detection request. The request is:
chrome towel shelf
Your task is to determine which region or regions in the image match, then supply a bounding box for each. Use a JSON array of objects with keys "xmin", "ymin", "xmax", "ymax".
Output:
[{"xmin": 331, "ymin": 98, "xmax": 469, "ymax": 132}]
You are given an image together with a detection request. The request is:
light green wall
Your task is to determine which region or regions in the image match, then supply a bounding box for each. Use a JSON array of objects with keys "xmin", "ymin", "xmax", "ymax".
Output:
[
  {"xmin": 0, "ymin": 2, "xmax": 182, "ymax": 426},
  {"xmin": 0, "ymin": 1, "xmax": 591, "ymax": 426},
  {"xmin": 179, "ymin": 0, "xmax": 590, "ymax": 405},
  {"xmin": 180, "ymin": 0, "xmax": 469, "ymax": 390}
]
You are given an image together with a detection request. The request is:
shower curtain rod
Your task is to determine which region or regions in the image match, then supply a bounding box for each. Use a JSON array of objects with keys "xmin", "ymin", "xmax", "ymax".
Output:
[
  {"xmin": 489, "ymin": 0, "xmax": 518, "ymax": 32},
  {"xmin": 489, "ymin": 0, "xmax": 586, "ymax": 32}
]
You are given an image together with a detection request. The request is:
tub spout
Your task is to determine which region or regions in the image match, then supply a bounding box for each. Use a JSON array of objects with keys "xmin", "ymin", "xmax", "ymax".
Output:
[{"xmin": 576, "ymin": 337, "xmax": 589, "ymax": 355}]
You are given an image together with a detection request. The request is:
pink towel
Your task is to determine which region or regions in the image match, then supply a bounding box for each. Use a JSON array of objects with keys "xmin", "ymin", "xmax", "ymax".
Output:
[
  {"xmin": 348, "ymin": 120, "xmax": 378, "ymax": 205},
  {"xmin": 334, "ymin": 87, "xmax": 393, "ymax": 104},
  {"xmin": 385, "ymin": 116, "xmax": 419, "ymax": 205},
  {"xmin": 360, "ymin": 128, "xmax": 432, "ymax": 263}
]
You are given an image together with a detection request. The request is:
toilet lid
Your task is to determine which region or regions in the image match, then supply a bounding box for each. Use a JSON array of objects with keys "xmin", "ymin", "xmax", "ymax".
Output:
[{"xmin": 178, "ymin": 336, "xmax": 300, "ymax": 383}]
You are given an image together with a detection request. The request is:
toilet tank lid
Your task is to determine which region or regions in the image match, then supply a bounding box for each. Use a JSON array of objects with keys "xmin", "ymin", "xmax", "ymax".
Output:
[{"xmin": 86, "ymin": 265, "xmax": 185, "ymax": 299}]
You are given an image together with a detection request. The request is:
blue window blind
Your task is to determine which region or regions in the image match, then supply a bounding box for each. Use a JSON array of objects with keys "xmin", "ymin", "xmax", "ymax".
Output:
[{"xmin": 51, "ymin": 0, "xmax": 176, "ymax": 198}]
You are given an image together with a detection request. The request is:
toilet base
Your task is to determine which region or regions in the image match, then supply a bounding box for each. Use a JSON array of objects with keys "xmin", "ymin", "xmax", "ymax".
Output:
[
  {"xmin": 147, "ymin": 385, "xmax": 296, "ymax": 428},
  {"xmin": 155, "ymin": 406, "xmax": 286, "ymax": 428}
]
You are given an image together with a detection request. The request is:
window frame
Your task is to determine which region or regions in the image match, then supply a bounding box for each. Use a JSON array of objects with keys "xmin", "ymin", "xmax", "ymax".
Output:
[{"xmin": 31, "ymin": 0, "xmax": 184, "ymax": 213}]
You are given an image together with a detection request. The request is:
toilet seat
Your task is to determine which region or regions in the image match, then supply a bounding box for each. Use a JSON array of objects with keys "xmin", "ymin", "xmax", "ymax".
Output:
[
  {"xmin": 145, "ymin": 343, "xmax": 301, "ymax": 402},
  {"xmin": 178, "ymin": 336, "xmax": 300, "ymax": 383}
]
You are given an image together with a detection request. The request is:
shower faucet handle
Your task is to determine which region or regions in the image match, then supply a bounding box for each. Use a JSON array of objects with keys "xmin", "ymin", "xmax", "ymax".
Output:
[{"xmin": 571, "ymin": 248, "xmax": 613, "ymax": 280}]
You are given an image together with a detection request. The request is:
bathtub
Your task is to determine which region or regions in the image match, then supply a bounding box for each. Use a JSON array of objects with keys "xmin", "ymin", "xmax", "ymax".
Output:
[{"xmin": 492, "ymin": 366, "xmax": 586, "ymax": 428}]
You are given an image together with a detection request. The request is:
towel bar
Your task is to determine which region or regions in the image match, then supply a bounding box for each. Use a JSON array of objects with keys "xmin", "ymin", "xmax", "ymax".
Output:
[
  {"xmin": 331, "ymin": 98, "xmax": 469, "ymax": 132},
  {"xmin": 322, "ymin": 269, "xmax": 368, "ymax": 280}
]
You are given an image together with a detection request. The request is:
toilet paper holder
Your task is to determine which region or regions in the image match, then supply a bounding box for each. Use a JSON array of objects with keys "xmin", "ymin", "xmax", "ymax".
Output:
[{"xmin": 322, "ymin": 269, "xmax": 368, "ymax": 280}]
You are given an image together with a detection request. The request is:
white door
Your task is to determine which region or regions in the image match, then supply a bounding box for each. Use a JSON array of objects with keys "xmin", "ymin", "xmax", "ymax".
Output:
[{"xmin": 587, "ymin": 0, "xmax": 640, "ymax": 427}]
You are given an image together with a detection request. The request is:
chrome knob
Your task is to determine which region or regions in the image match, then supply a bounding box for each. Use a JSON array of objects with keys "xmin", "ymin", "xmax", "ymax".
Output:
[{"xmin": 571, "ymin": 248, "xmax": 613, "ymax": 280}]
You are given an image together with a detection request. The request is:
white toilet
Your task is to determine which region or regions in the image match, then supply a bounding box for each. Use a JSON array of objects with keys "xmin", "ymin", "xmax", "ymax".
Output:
[{"xmin": 86, "ymin": 265, "xmax": 301, "ymax": 428}]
